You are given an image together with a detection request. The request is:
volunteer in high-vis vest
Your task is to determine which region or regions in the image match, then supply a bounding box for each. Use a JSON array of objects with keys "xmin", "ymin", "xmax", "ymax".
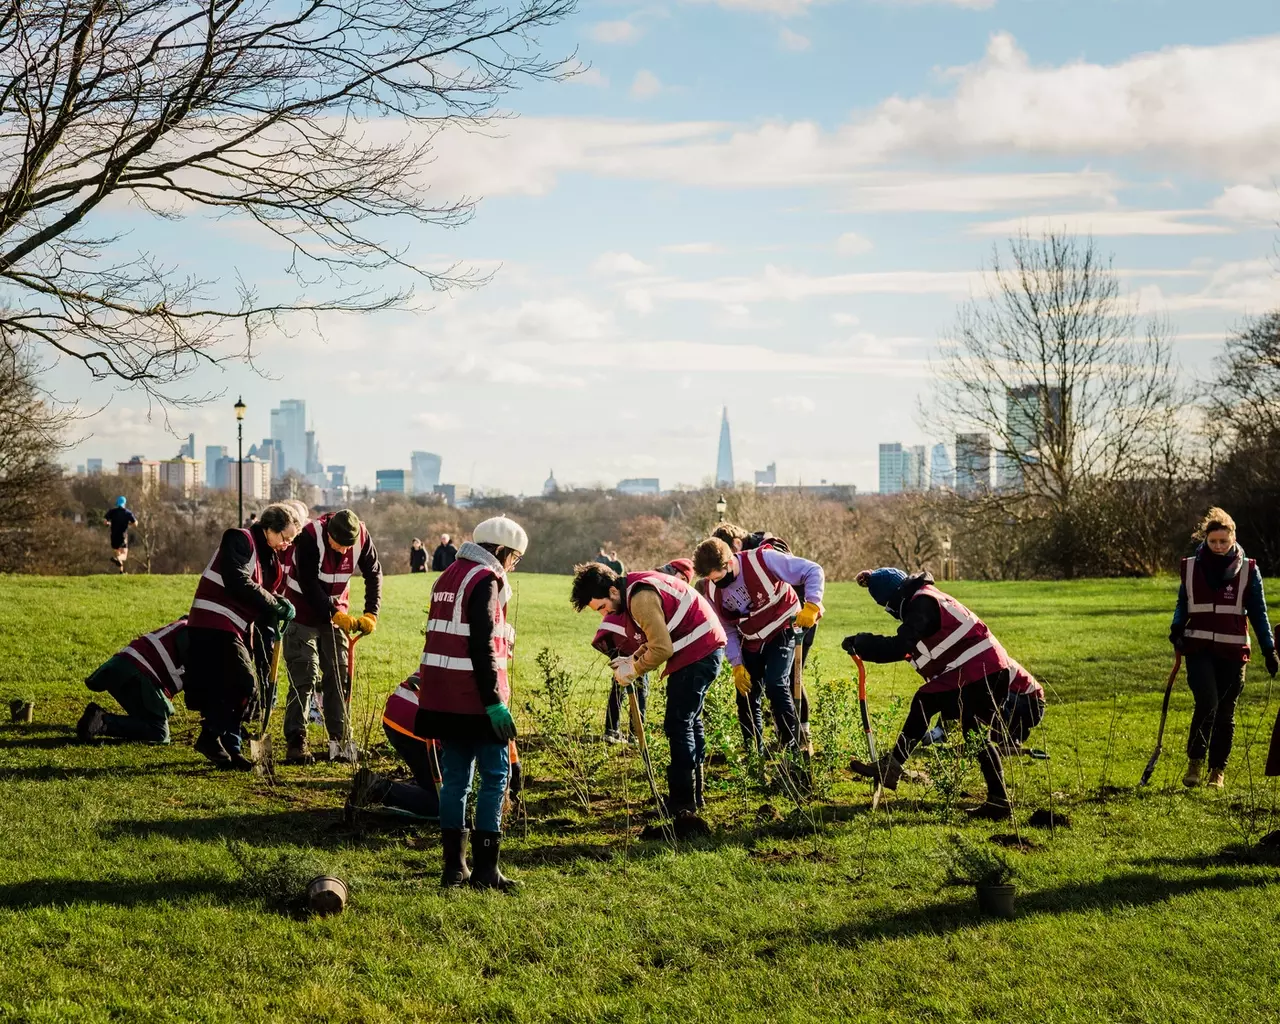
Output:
[
  {"xmin": 571, "ymin": 560, "xmax": 727, "ymax": 818},
  {"xmin": 415, "ymin": 516, "xmax": 527, "ymax": 891},
  {"xmin": 843, "ymin": 567, "xmax": 1018, "ymax": 818},
  {"xmin": 77, "ymin": 618, "xmax": 189, "ymax": 745},
  {"xmin": 1170, "ymin": 507, "xmax": 1277, "ymax": 789}
]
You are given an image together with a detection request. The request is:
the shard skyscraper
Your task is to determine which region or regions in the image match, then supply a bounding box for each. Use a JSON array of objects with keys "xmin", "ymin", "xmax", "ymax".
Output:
[{"xmin": 715, "ymin": 406, "xmax": 734, "ymax": 486}]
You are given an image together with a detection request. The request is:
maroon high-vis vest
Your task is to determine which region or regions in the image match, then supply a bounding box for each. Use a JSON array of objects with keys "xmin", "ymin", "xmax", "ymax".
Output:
[
  {"xmin": 119, "ymin": 618, "xmax": 187, "ymax": 697},
  {"xmin": 417, "ymin": 555, "xmax": 513, "ymax": 715},
  {"xmin": 287, "ymin": 514, "xmax": 370, "ymax": 628},
  {"xmin": 593, "ymin": 612, "xmax": 644, "ymax": 658},
  {"xmin": 702, "ymin": 544, "xmax": 800, "ymax": 651},
  {"xmin": 1182, "ymin": 552, "xmax": 1254, "ymax": 662},
  {"xmin": 622, "ymin": 570, "xmax": 725, "ymax": 677},
  {"xmin": 906, "ymin": 584, "xmax": 1011, "ymax": 693},
  {"xmin": 188, "ymin": 528, "xmax": 282, "ymax": 640}
]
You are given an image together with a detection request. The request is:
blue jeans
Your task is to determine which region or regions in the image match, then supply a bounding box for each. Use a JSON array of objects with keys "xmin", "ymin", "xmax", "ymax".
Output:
[
  {"xmin": 438, "ymin": 738, "xmax": 510, "ymax": 832},
  {"xmin": 663, "ymin": 650, "xmax": 725, "ymax": 773},
  {"xmin": 738, "ymin": 630, "xmax": 799, "ymax": 753}
]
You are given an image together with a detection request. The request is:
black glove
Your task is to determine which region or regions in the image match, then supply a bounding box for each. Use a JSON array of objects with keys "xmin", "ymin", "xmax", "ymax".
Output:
[
  {"xmin": 508, "ymin": 759, "xmax": 524, "ymax": 799},
  {"xmin": 842, "ymin": 634, "xmax": 868, "ymax": 656},
  {"xmin": 1266, "ymin": 650, "xmax": 1279, "ymax": 679},
  {"xmin": 1169, "ymin": 624, "xmax": 1184, "ymax": 652}
]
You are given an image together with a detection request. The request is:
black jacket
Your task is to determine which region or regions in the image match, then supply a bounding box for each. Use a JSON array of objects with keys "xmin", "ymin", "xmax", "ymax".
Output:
[
  {"xmin": 223, "ymin": 526, "xmax": 287, "ymax": 625},
  {"xmin": 850, "ymin": 572, "xmax": 942, "ymax": 663},
  {"xmin": 291, "ymin": 520, "xmax": 383, "ymax": 619},
  {"xmin": 431, "ymin": 543, "xmax": 457, "ymax": 571},
  {"xmin": 410, "ymin": 547, "xmax": 427, "ymax": 572}
]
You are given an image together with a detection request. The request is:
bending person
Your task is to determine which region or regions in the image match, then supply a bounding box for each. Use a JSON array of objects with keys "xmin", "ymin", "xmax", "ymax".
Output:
[
  {"xmin": 347, "ymin": 674, "xmax": 441, "ymax": 820},
  {"xmin": 843, "ymin": 567, "xmax": 1015, "ymax": 818},
  {"xmin": 572, "ymin": 560, "xmax": 726, "ymax": 818},
  {"xmin": 1170, "ymin": 507, "xmax": 1277, "ymax": 788},
  {"xmin": 415, "ymin": 516, "xmax": 527, "ymax": 891},
  {"xmin": 184, "ymin": 503, "xmax": 301, "ymax": 769},
  {"xmin": 78, "ymin": 618, "xmax": 188, "ymax": 744}
]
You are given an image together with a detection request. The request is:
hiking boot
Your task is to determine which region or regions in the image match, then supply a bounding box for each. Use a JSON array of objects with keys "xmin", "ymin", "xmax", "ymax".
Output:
[
  {"xmin": 1183, "ymin": 759, "xmax": 1204, "ymax": 788},
  {"xmin": 1207, "ymin": 769, "xmax": 1226, "ymax": 789},
  {"xmin": 850, "ymin": 754, "xmax": 904, "ymax": 791},
  {"xmin": 329, "ymin": 738, "xmax": 359, "ymax": 764},
  {"xmin": 77, "ymin": 703, "xmax": 106, "ymax": 742},
  {"xmin": 441, "ymin": 828, "xmax": 471, "ymax": 888},
  {"xmin": 284, "ymin": 732, "xmax": 314, "ymax": 765},
  {"xmin": 223, "ymin": 749, "xmax": 257, "ymax": 772},
  {"xmin": 966, "ymin": 801, "xmax": 1014, "ymax": 821},
  {"xmin": 349, "ymin": 767, "xmax": 391, "ymax": 808},
  {"xmin": 666, "ymin": 766, "xmax": 697, "ymax": 816},
  {"xmin": 603, "ymin": 730, "xmax": 626, "ymax": 745},
  {"xmin": 194, "ymin": 728, "xmax": 232, "ymax": 766},
  {"xmin": 469, "ymin": 831, "xmax": 518, "ymax": 892}
]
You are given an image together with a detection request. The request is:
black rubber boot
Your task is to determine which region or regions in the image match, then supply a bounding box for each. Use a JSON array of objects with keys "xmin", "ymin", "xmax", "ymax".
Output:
[
  {"xmin": 469, "ymin": 831, "xmax": 518, "ymax": 892},
  {"xmin": 440, "ymin": 828, "xmax": 471, "ymax": 888},
  {"xmin": 194, "ymin": 727, "xmax": 232, "ymax": 767},
  {"xmin": 694, "ymin": 761, "xmax": 706, "ymax": 809},
  {"xmin": 77, "ymin": 703, "xmax": 106, "ymax": 742},
  {"xmin": 666, "ymin": 766, "xmax": 697, "ymax": 815}
]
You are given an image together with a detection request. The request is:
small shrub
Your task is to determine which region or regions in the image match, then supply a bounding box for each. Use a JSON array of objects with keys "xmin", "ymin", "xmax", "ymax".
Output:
[{"xmin": 942, "ymin": 835, "xmax": 1015, "ymax": 887}]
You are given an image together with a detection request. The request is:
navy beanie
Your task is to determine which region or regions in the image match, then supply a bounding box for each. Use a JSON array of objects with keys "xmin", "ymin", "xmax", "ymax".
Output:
[{"xmin": 866, "ymin": 568, "xmax": 908, "ymax": 608}]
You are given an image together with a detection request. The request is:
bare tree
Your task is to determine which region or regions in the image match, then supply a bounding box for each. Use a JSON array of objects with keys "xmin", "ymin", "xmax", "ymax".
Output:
[
  {"xmin": 934, "ymin": 231, "xmax": 1180, "ymax": 577},
  {"xmin": 0, "ymin": 0, "xmax": 574, "ymax": 398}
]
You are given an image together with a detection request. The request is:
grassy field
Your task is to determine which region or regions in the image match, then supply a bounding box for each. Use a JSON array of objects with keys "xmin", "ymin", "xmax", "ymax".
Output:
[{"xmin": 3, "ymin": 572, "xmax": 1280, "ymax": 1023}]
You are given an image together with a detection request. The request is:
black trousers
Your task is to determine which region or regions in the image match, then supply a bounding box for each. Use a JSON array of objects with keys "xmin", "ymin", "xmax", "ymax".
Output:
[
  {"xmin": 893, "ymin": 670, "xmax": 1011, "ymax": 804},
  {"xmin": 1185, "ymin": 652, "xmax": 1247, "ymax": 770},
  {"xmin": 185, "ymin": 626, "xmax": 258, "ymax": 747}
]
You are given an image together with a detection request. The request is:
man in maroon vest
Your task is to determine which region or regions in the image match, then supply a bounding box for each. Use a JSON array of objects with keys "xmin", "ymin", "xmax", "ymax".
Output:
[
  {"xmin": 282, "ymin": 508, "xmax": 383, "ymax": 764},
  {"xmin": 693, "ymin": 536, "xmax": 824, "ymax": 757},
  {"xmin": 572, "ymin": 560, "xmax": 727, "ymax": 822},
  {"xmin": 185, "ymin": 503, "xmax": 302, "ymax": 769},
  {"xmin": 843, "ymin": 567, "xmax": 1015, "ymax": 818},
  {"xmin": 415, "ymin": 515, "xmax": 527, "ymax": 891},
  {"xmin": 77, "ymin": 618, "xmax": 189, "ymax": 744}
]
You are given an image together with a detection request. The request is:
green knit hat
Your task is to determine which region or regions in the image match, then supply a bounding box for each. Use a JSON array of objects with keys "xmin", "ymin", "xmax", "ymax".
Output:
[{"xmin": 328, "ymin": 509, "xmax": 360, "ymax": 546}]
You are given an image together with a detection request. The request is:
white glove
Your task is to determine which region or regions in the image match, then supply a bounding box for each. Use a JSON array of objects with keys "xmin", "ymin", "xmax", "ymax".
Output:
[{"xmin": 611, "ymin": 656, "xmax": 640, "ymax": 687}]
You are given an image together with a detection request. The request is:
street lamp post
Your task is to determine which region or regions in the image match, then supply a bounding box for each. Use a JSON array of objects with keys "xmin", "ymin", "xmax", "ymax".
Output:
[
  {"xmin": 234, "ymin": 396, "xmax": 246, "ymax": 527},
  {"xmin": 715, "ymin": 494, "xmax": 727, "ymax": 522}
]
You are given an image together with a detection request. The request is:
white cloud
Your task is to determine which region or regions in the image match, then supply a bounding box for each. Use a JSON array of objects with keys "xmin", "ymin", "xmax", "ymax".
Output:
[
  {"xmin": 662, "ymin": 242, "xmax": 726, "ymax": 254},
  {"xmin": 567, "ymin": 65, "xmax": 609, "ymax": 88},
  {"xmin": 842, "ymin": 170, "xmax": 1120, "ymax": 213},
  {"xmin": 689, "ymin": 0, "xmax": 819, "ymax": 16},
  {"xmin": 624, "ymin": 288, "xmax": 654, "ymax": 313},
  {"xmin": 1211, "ymin": 185, "xmax": 1280, "ymax": 224},
  {"xmin": 771, "ymin": 394, "xmax": 817, "ymax": 414},
  {"xmin": 878, "ymin": 0, "xmax": 995, "ymax": 8},
  {"xmin": 589, "ymin": 20, "xmax": 641, "ymax": 44},
  {"xmin": 831, "ymin": 312, "xmax": 860, "ymax": 326},
  {"xmin": 835, "ymin": 231, "xmax": 874, "ymax": 256},
  {"xmin": 643, "ymin": 265, "xmax": 980, "ymax": 305},
  {"xmin": 412, "ymin": 412, "xmax": 463, "ymax": 432},
  {"xmin": 1145, "ymin": 260, "xmax": 1280, "ymax": 313},
  {"xmin": 592, "ymin": 251, "xmax": 654, "ymax": 275},
  {"xmin": 970, "ymin": 209, "xmax": 1231, "ymax": 237},
  {"xmin": 779, "ymin": 28, "xmax": 811, "ymax": 52},
  {"xmin": 513, "ymin": 297, "xmax": 616, "ymax": 339},
  {"xmin": 630, "ymin": 70, "xmax": 663, "ymax": 100}
]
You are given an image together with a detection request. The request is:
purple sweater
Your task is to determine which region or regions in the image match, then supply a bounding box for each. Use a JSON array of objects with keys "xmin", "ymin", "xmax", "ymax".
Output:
[{"xmin": 715, "ymin": 549, "xmax": 825, "ymax": 666}]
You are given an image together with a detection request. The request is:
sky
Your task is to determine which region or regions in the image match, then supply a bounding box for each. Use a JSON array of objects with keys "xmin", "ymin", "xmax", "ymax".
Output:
[{"xmin": 49, "ymin": 0, "xmax": 1280, "ymax": 494}]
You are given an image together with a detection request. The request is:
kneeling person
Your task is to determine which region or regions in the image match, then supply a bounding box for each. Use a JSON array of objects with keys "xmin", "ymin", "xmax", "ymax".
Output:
[
  {"xmin": 844, "ymin": 568, "xmax": 1017, "ymax": 817},
  {"xmin": 348, "ymin": 674, "xmax": 442, "ymax": 820},
  {"xmin": 78, "ymin": 618, "xmax": 188, "ymax": 744},
  {"xmin": 572, "ymin": 560, "xmax": 726, "ymax": 818}
]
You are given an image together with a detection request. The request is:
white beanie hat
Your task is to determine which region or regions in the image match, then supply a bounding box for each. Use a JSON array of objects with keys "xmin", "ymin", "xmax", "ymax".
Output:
[{"xmin": 473, "ymin": 515, "xmax": 529, "ymax": 555}]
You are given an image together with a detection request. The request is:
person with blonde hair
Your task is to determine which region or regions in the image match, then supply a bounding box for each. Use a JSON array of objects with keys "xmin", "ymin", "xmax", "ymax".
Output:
[{"xmin": 1170, "ymin": 507, "xmax": 1277, "ymax": 788}]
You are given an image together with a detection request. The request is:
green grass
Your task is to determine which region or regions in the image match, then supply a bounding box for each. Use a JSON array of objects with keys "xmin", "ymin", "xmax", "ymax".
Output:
[{"xmin": 3, "ymin": 573, "xmax": 1280, "ymax": 1023}]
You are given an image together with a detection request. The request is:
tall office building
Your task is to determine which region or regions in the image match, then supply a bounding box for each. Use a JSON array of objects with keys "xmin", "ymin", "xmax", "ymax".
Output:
[
  {"xmin": 178, "ymin": 433, "xmax": 196, "ymax": 459},
  {"xmin": 955, "ymin": 433, "xmax": 992, "ymax": 497},
  {"xmin": 999, "ymin": 385, "xmax": 1063, "ymax": 492},
  {"xmin": 878, "ymin": 444, "xmax": 927, "ymax": 494},
  {"xmin": 204, "ymin": 446, "xmax": 228, "ymax": 489},
  {"xmin": 715, "ymin": 407, "xmax": 734, "ymax": 487},
  {"xmin": 269, "ymin": 399, "xmax": 308, "ymax": 475},
  {"xmin": 375, "ymin": 469, "xmax": 406, "ymax": 494},
  {"xmin": 754, "ymin": 462, "xmax": 777, "ymax": 487},
  {"xmin": 86, "ymin": 458, "xmax": 103, "ymax": 475},
  {"xmin": 930, "ymin": 443, "xmax": 954, "ymax": 491},
  {"xmin": 411, "ymin": 451, "xmax": 443, "ymax": 495}
]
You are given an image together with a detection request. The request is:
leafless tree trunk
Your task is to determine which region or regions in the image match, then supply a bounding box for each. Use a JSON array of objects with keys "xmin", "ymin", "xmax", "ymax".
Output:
[
  {"xmin": 0, "ymin": 0, "xmax": 574, "ymax": 398},
  {"xmin": 933, "ymin": 231, "xmax": 1181, "ymax": 577}
]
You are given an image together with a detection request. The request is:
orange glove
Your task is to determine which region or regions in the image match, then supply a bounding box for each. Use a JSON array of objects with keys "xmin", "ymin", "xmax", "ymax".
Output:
[
  {"xmin": 794, "ymin": 602, "xmax": 822, "ymax": 630},
  {"xmin": 355, "ymin": 613, "xmax": 377, "ymax": 635},
  {"xmin": 331, "ymin": 611, "xmax": 357, "ymax": 633},
  {"xmin": 733, "ymin": 664, "xmax": 753, "ymax": 697}
]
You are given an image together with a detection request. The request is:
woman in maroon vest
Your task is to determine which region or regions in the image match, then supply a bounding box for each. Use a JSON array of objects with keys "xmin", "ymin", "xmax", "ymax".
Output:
[
  {"xmin": 184, "ymin": 503, "xmax": 302, "ymax": 769},
  {"xmin": 844, "ymin": 567, "xmax": 1015, "ymax": 818},
  {"xmin": 1170, "ymin": 507, "xmax": 1277, "ymax": 788}
]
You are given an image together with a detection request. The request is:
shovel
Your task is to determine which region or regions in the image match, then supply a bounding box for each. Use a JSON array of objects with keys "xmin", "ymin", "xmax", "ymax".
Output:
[
  {"xmin": 851, "ymin": 653, "xmax": 884, "ymax": 810},
  {"xmin": 1139, "ymin": 652, "xmax": 1181, "ymax": 787}
]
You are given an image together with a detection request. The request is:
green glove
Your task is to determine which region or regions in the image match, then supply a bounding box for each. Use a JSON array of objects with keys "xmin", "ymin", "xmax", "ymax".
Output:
[
  {"xmin": 276, "ymin": 598, "xmax": 296, "ymax": 625},
  {"xmin": 485, "ymin": 702, "xmax": 517, "ymax": 741}
]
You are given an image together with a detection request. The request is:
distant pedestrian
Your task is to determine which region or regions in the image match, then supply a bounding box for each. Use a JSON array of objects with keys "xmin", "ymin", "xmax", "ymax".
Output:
[
  {"xmin": 244, "ymin": 512, "xmax": 258, "ymax": 529},
  {"xmin": 595, "ymin": 545, "xmax": 624, "ymax": 574},
  {"xmin": 103, "ymin": 496, "xmax": 137, "ymax": 574},
  {"xmin": 1170, "ymin": 507, "xmax": 1277, "ymax": 789},
  {"xmin": 431, "ymin": 533, "xmax": 457, "ymax": 571},
  {"xmin": 410, "ymin": 538, "xmax": 428, "ymax": 573}
]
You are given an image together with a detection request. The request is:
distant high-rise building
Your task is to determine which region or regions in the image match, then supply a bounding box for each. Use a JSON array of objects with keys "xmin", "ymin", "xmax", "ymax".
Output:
[
  {"xmin": 617, "ymin": 478, "xmax": 660, "ymax": 495},
  {"xmin": 327, "ymin": 465, "xmax": 346, "ymax": 489},
  {"xmin": 879, "ymin": 443, "xmax": 905, "ymax": 494},
  {"xmin": 118, "ymin": 456, "xmax": 160, "ymax": 491},
  {"xmin": 411, "ymin": 451, "xmax": 443, "ymax": 495},
  {"xmin": 86, "ymin": 458, "xmax": 103, "ymax": 475},
  {"xmin": 754, "ymin": 462, "xmax": 777, "ymax": 487},
  {"xmin": 433, "ymin": 483, "xmax": 456, "ymax": 507},
  {"xmin": 715, "ymin": 407, "xmax": 734, "ymax": 486},
  {"xmin": 248, "ymin": 438, "xmax": 284, "ymax": 480},
  {"xmin": 955, "ymin": 433, "xmax": 992, "ymax": 497},
  {"xmin": 375, "ymin": 469, "xmax": 406, "ymax": 494},
  {"xmin": 269, "ymin": 399, "xmax": 308, "ymax": 475},
  {"xmin": 999, "ymin": 385, "xmax": 1063, "ymax": 491},
  {"xmin": 929, "ymin": 443, "xmax": 954, "ymax": 491},
  {"xmin": 178, "ymin": 433, "xmax": 196, "ymax": 459},
  {"xmin": 205, "ymin": 446, "xmax": 228, "ymax": 489},
  {"xmin": 160, "ymin": 457, "xmax": 202, "ymax": 497}
]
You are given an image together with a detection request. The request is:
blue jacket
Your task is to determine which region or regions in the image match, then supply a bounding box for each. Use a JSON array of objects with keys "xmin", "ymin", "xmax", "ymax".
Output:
[{"xmin": 1171, "ymin": 545, "xmax": 1274, "ymax": 656}]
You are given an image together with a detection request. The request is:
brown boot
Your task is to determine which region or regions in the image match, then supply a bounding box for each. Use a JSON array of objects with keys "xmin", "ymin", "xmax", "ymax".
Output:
[
  {"xmin": 1206, "ymin": 768, "xmax": 1226, "ymax": 789},
  {"xmin": 285, "ymin": 732, "xmax": 314, "ymax": 765}
]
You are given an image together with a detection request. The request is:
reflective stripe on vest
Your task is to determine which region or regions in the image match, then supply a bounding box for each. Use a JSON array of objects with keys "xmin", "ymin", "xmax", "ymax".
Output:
[
  {"xmin": 187, "ymin": 530, "xmax": 263, "ymax": 637},
  {"xmin": 382, "ymin": 679, "xmax": 422, "ymax": 737},
  {"xmin": 1183, "ymin": 554, "xmax": 1252, "ymax": 660},
  {"xmin": 908, "ymin": 585, "xmax": 1010, "ymax": 691},
  {"xmin": 624, "ymin": 571, "xmax": 726, "ymax": 676},
  {"xmin": 289, "ymin": 516, "xmax": 367, "ymax": 619},
  {"xmin": 704, "ymin": 546, "xmax": 799, "ymax": 646},
  {"xmin": 121, "ymin": 619, "xmax": 186, "ymax": 696}
]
